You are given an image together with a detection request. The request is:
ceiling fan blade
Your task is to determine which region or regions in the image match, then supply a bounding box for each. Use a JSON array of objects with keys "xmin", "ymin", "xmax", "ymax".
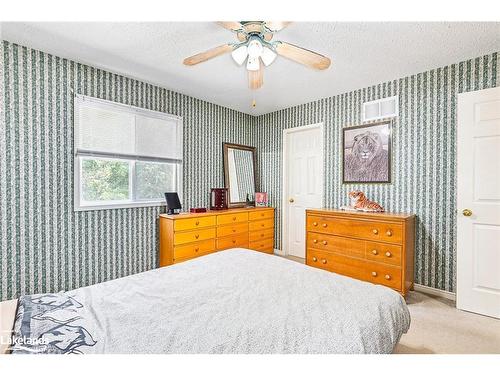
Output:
[
  {"xmin": 248, "ymin": 62, "xmax": 263, "ymax": 90},
  {"xmin": 216, "ymin": 21, "xmax": 244, "ymax": 32},
  {"xmin": 265, "ymin": 21, "xmax": 291, "ymax": 32},
  {"xmin": 183, "ymin": 44, "xmax": 233, "ymax": 66},
  {"xmin": 275, "ymin": 42, "xmax": 331, "ymax": 70}
]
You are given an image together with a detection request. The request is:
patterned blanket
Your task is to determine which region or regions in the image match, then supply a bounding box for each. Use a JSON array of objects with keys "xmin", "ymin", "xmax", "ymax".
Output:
[{"xmin": 10, "ymin": 249, "xmax": 410, "ymax": 354}]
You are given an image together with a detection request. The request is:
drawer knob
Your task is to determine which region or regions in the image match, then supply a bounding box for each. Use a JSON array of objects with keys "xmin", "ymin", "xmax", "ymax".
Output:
[
  {"xmin": 322, "ymin": 241, "xmax": 327, "ymax": 245},
  {"xmin": 371, "ymin": 271, "xmax": 377, "ymax": 277},
  {"xmin": 195, "ymin": 221, "xmax": 200, "ymax": 226},
  {"xmin": 322, "ymin": 223, "xmax": 328, "ymax": 228},
  {"xmin": 313, "ymin": 222, "xmax": 318, "ymax": 226},
  {"xmin": 232, "ymin": 240, "xmax": 236, "ymax": 244},
  {"xmin": 195, "ymin": 248, "xmax": 199, "ymax": 252},
  {"xmin": 371, "ymin": 249, "xmax": 378, "ymax": 255},
  {"xmin": 312, "ymin": 257, "xmax": 317, "ymax": 262},
  {"xmin": 261, "ymin": 213, "xmax": 264, "ymax": 217},
  {"xmin": 261, "ymin": 224, "xmax": 265, "ymax": 227},
  {"xmin": 313, "ymin": 239, "xmax": 318, "ymax": 244},
  {"xmin": 385, "ymin": 274, "xmax": 391, "ymax": 280},
  {"xmin": 232, "ymin": 229, "xmax": 236, "ymax": 233},
  {"xmin": 321, "ymin": 259, "xmax": 327, "ymax": 264},
  {"xmin": 385, "ymin": 251, "xmax": 392, "ymax": 257},
  {"xmin": 232, "ymin": 217, "xmax": 236, "ymax": 221},
  {"xmin": 195, "ymin": 234, "xmax": 199, "ymax": 239},
  {"xmin": 386, "ymin": 230, "xmax": 393, "ymax": 237},
  {"xmin": 261, "ymin": 234, "xmax": 264, "ymax": 237},
  {"xmin": 372, "ymin": 229, "xmax": 378, "ymax": 235}
]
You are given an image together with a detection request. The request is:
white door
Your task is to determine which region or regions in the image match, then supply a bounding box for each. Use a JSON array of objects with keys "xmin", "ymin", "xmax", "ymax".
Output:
[
  {"xmin": 283, "ymin": 124, "xmax": 324, "ymax": 258},
  {"xmin": 457, "ymin": 86, "xmax": 500, "ymax": 319}
]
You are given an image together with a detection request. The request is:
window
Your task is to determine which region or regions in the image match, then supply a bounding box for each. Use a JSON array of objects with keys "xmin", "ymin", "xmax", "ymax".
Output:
[
  {"xmin": 362, "ymin": 95, "xmax": 399, "ymax": 122},
  {"xmin": 74, "ymin": 95, "xmax": 183, "ymax": 211}
]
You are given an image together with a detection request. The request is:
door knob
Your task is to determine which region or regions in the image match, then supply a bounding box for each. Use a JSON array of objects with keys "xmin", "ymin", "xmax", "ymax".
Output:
[
  {"xmin": 289, "ymin": 198, "xmax": 294, "ymax": 203},
  {"xmin": 462, "ymin": 209, "xmax": 473, "ymax": 217}
]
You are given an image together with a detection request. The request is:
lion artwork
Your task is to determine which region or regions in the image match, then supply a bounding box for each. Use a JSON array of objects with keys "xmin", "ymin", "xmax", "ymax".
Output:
[{"xmin": 344, "ymin": 131, "xmax": 388, "ymax": 182}]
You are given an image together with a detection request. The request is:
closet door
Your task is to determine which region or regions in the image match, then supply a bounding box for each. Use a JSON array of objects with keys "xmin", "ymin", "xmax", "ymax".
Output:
[{"xmin": 457, "ymin": 86, "xmax": 500, "ymax": 318}]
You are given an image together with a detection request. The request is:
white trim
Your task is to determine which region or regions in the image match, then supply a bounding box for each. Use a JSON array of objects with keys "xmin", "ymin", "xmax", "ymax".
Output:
[
  {"xmin": 413, "ymin": 283, "xmax": 456, "ymax": 302},
  {"xmin": 74, "ymin": 155, "xmax": 176, "ymax": 212},
  {"xmin": 73, "ymin": 94, "xmax": 183, "ymax": 212},
  {"xmin": 281, "ymin": 122, "xmax": 324, "ymax": 257}
]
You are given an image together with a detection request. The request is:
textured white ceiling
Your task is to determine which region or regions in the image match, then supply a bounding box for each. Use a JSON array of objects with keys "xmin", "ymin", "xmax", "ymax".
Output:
[{"xmin": 1, "ymin": 22, "xmax": 499, "ymax": 115}]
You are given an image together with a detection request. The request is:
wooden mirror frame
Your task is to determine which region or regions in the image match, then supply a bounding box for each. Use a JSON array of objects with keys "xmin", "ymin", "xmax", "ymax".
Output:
[{"xmin": 223, "ymin": 142, "xmax": 257, "ymax": 208}]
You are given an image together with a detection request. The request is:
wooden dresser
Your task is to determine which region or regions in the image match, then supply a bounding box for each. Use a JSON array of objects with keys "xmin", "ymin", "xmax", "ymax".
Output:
[
  {"xmin": 305, "ymin": 209, "xmax": 415, "ymax": 296},
  {"xmin": 159, "ymin": 207, "xmax": 275, "ymax": 266}
]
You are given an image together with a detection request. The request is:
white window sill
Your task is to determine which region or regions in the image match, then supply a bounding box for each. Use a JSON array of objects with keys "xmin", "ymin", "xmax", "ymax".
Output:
[{"xmin": 74, "ymin": 201, "xmax": 167, "ymax": 212}]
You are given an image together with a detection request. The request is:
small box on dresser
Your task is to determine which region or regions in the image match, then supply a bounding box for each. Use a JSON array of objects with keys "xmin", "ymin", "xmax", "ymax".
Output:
[
  {"xmin": 159, "ymin": 207, "xmax": 275, "ymax": 266},
  {"xmin": 305, "ymin": 209, "xmax": 415, "ymax": 296}
]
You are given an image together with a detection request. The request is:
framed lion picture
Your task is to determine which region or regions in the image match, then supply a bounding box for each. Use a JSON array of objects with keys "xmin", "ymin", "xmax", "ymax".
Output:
[{"xmin": 342, "ymin": 120, "xmax": 392, "ymax": 183}]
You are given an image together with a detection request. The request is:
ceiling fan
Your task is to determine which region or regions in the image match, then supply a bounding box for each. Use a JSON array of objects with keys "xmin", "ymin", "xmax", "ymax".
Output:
[{"xmin": 183, "ymin": 21, "xmax": 331, "ymax": 90}]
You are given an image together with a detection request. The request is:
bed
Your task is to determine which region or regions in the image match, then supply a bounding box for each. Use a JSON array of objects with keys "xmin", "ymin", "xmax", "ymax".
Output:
[{"xmin": 4, "ymin": 249, "xmax": 410, "ymax": 354}]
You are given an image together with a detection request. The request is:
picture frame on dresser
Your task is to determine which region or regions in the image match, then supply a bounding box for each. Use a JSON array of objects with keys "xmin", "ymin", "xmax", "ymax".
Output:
[{"xmin": 342, "ymin": 120, "xmax": 392, "ymax": 184}]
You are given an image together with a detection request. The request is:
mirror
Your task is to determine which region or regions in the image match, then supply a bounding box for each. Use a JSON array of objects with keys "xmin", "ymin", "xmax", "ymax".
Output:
[{"xmin": 223, "ymin": 143, "xmax": 257, "ymax": 207}]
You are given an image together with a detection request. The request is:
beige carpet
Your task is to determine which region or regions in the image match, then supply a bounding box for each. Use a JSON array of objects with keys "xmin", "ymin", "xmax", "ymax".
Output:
[
  {"xmin": 279, "ymin": 255, "xmax": 500, "ymax": 354},
  {"xmin": 395, "ymin": 291, "xmax": 500, "ymax": 354}
]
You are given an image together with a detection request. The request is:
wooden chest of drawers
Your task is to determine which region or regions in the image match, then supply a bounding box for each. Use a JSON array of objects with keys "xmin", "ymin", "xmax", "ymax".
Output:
[
  {"xmin": 159, "ymin": 207, "xmax": 275, "ymax": 266},
  {"xmin": 305, "ymin": 209, "xmax": 415, "ymax": 296}
]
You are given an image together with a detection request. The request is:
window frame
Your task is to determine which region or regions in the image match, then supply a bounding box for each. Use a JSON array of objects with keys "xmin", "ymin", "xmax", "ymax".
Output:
[{"xmin": 74, "ymin": 95, "xmax": 183, "ymax": 212}]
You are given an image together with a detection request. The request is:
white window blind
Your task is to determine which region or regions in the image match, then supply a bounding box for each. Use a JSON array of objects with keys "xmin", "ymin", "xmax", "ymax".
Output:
[
  {"xmin": 74, "ymin": 94, "xmax": 183, "ymax": 211},
  {"xmin": 75, "ymin": 95, "xmax": 182, "ymax": 161}
]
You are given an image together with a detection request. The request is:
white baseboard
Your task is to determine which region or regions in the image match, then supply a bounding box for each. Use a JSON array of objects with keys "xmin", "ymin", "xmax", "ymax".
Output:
[
  {"xmin": 273, "ymin": 248, "xmax": 285, "ymax": 256},
  {"xmin": 413, "ymin": 283, "xmax": 456, "ymax": 301}
]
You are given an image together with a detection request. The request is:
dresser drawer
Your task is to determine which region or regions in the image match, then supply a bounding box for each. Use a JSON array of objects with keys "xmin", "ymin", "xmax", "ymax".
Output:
[
  {"xmin": 249, "ymin": 228, "xmax": 274, "ymax": 242},
  {"xmin": 365, "ymin": 242, "xmax": 402, "ymax": 266},
  {"xmin": 217, "ymin": 212, "xmax": 249, "ymax": 225},
  {"xmin": 306, "ymin": 249, "xmax": 336, "ymax": 272},
  {"xmin": 216, "ymin": 234, "xmax": 249, "ymax": 250},
  {"xmin": 307, "ymin": 233, "xmax": 365, "ymax": 259},
  {"xmin": 249, "ymin": 218, "xmax": 274, "ymax": 231},
  {"xmin": 327, "ymin": 253, "xmax": 402, "ymax": 291},
  {"xmin": 248, "ymin": 209, "xmax": 274, "ymax": 221},
  {"xmin": 217, "ymin": 223, "xmax": 248, "ymax": 237},
  {"xmin": 306, "ymin": 248, "xmax": 402, "ymax": 291},
  {"xmin": 307, "ymin": 215, "xmax": 403, "ymax": 244},
  {"xmin": 361, "ymin": 261, "xmax": 402, "ymax": 290},
  {"xmin": 174, "ymin": 239, "xmax": 215, "ymax": 261},
  {"xmin": 174, "ymin": 215, "xmax": 216, "ymax": 231},
  {"xmin": 174, "ymin": 228, "xmax": 216, "ymax": 246},
  {"xmin": 249, "ymin": 238, "xmax": 274, "ymax": 253}
]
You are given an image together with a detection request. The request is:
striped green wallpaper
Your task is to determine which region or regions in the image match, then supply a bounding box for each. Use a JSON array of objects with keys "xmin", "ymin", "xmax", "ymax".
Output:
[
  {"xmin": 0, "ymin": 41, "xmax": 255, "ymax": 301},
  {"xmin": 255, "ymin": 52, "xmax": 499, "ymax": 292},
  {"xmin": 1, "ymin": 38, "xmax": 498, "ymax": 300}
]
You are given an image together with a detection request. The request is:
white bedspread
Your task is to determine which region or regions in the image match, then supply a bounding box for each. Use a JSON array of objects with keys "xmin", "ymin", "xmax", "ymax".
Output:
[{"xmin": 11, "ymin": 249, "xmax": 410, "ymax": 354}]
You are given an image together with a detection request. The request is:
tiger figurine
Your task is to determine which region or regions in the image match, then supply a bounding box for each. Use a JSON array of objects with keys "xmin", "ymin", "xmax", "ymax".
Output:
[{"xmin": 348, "ymin": 190, "xmax": 385, "ymax": 212}]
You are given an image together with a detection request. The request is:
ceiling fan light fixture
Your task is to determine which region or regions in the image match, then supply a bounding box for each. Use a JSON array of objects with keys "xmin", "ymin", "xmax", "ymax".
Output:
[
  {"xmin": 246, "ymin": 56, "xmax": 260, "ymax": 71},
  {"xmin": 261, "ymin": 46, "xmax": 277, "ymax": 66},
  {"xmin": 231, "ymin": 45, "xmax": 248, "ymax": 66},
  {"xmin": 247, "ymin": 38, "xmax": 263, "ymax": 59}
]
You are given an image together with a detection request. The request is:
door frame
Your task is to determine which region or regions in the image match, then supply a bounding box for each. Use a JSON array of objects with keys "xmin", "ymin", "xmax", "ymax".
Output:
[{"xmin": 280, "ymin": 122, "xmax": 324, "ymax": 257}]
